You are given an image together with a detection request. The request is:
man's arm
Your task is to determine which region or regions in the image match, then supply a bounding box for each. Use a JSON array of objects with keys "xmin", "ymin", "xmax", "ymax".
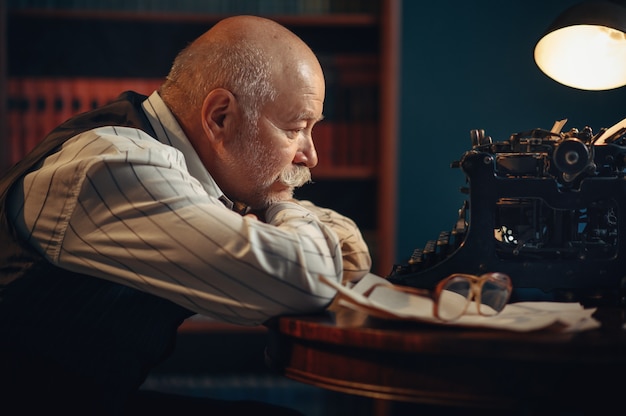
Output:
[
  {"xmin": 293, "ymin": 199, "xmax": 372, "ymax": 284},
  {"xmin": 14, "ymin": 128, "xmax": 344, "ymax": 325}
]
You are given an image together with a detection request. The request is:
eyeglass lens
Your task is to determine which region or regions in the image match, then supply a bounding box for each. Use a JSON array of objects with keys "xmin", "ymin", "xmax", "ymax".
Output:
[{"xmin": 437, "ymin": 274, "xmax": 511, "ymax": 321}]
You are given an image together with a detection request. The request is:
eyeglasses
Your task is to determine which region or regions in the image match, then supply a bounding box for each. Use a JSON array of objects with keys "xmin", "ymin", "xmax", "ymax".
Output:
[{"xmin": 363, "ymin": 272, "xmax": 512, "ymax": 322}]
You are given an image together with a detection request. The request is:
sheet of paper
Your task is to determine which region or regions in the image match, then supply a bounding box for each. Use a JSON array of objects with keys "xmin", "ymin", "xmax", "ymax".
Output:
[
  {"xmin": 320, "ymin": 273, "xmax": 600, "ymax": 332},
  {"xmin": 594, "ymin": 115, "xmax": 626, "ymax": 144}
]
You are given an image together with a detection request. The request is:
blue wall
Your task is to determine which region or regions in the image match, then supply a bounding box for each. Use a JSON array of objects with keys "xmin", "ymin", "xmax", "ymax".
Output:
[{"xmin": 396, "ymin": 0, "xmax": 626, "ymax": 264}]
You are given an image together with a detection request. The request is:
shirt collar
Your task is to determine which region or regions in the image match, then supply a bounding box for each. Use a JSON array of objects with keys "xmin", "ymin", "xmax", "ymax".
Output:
[{"xmin": 141, "ymin": 91, "xmax": 237, "ymax": 210}]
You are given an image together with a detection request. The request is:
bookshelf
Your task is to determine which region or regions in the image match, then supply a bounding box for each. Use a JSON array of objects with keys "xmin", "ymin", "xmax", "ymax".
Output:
[{"xmin": 1, "ymin": 0, "xmax": 399, "ymax": 276}]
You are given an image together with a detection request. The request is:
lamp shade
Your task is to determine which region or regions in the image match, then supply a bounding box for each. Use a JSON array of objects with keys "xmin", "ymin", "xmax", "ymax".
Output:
[{"xmin": 534, "ymin": 1, "xmax": 626, "ymax": 90}]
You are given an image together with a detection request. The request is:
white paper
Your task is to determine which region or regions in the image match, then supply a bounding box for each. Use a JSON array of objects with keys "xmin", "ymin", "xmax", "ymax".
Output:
[
  {"xmin": 593, "ymin": 115, "xmax": 626, "ymax": 144},
  {"xmin": 320, "ymin": 273, "xmax": 600, "ymax": 332}
]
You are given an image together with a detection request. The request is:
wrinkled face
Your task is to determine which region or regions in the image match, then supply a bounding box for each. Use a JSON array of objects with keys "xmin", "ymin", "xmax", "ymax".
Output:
[{"xmin": 225, "ymin": 61, "xmax": 325, "ymax": 209}]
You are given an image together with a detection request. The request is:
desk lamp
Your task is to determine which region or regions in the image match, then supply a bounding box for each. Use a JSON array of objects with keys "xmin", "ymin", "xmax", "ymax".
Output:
[{"xmin": 534, "ymin": 0, "xmax": 626, "ymax": 90}]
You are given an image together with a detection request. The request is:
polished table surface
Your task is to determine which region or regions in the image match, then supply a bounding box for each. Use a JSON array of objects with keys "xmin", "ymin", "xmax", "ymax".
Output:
[{"xmin": 265, "ymin": 306, "xmax": 626, "ymax": 414}]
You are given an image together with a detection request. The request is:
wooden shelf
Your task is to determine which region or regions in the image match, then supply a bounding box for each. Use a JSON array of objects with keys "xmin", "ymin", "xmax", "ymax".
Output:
[
  {"xmin": 312, "ymin": 167, "xmax": 376, "ymax": 179},
  {"xmin": 9, "ymin": 8, "xmax": 379, "ymax": 26}
]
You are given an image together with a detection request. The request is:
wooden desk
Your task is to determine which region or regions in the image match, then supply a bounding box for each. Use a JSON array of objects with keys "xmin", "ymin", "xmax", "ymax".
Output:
[{"xmin": 265, "ymin": 307, "xmax": 626, "ymax": 415}]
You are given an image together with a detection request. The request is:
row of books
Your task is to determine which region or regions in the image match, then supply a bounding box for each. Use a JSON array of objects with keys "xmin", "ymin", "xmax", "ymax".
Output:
[
  {"xmin": 5, "ymin": 77, "xmax": 163, "ymax": 166},
  {"xmin": 320, "ymin": 54, "xmax": 379, "ymax": 171},
  {"xmin": 5, "ymin": 55, "xmax": 379, "ymax": 171},
  {"xmin": 8, "ymin": 0, "xmax": 380, "ymax": 14},
  {"xmin": 313, "ymin": 120, "xmax": 378, "ymax": 174}
]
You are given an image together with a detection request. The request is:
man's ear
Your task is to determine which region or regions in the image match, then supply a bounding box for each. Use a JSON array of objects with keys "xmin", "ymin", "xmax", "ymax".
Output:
[{"xmin": 201, "ymin": 88, "xmax": 237, "ymax": 143}]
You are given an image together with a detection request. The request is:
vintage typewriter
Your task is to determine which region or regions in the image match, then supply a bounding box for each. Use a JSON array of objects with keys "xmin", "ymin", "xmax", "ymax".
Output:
[{"xmin": 387, "ymin": 118, "xmax": 626, "ymax": 306}]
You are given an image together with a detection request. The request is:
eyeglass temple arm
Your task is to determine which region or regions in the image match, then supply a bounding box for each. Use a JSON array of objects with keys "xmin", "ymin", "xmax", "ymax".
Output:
[{"xmin": 362, "ymin": 283, "xmax": 432, "ymax": 298}]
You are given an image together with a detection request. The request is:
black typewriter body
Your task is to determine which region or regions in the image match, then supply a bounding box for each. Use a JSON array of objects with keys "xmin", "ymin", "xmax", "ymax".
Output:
[{"xmin": 387, "ymin": 121, "xmax": 626, "ymax": 306}]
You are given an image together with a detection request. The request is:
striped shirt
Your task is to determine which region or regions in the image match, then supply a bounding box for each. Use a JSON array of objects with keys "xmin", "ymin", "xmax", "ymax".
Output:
[{"xmin": 7, "ymin": 92, "xmax": 371, "ymax": 326}]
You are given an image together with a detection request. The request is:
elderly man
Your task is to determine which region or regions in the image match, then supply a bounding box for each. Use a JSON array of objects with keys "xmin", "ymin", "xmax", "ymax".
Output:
[{"xmin": 0, "ymin": 15, "xmax": 371, "ymax": 416}]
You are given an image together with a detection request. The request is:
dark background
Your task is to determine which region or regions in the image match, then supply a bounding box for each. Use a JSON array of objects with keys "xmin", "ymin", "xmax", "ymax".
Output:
[{"xmin": 396, "ymin": 0, "xmax": 626, "ymax": 264}]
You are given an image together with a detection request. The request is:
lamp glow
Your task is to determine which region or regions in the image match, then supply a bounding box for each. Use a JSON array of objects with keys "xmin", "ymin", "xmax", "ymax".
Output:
[{"xmin": 534, "ymin": 1, "xmax": 626, "ymax": 90}]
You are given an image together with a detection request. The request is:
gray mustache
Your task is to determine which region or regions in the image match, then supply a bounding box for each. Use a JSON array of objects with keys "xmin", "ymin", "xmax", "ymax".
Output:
[{"xmin": 279, "ymin": 165, "xmax": 311, "ymax": 187}]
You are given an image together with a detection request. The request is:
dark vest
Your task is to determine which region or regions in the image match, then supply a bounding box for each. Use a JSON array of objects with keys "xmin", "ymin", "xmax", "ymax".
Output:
[{"xmin": 0, "ymin": 92, "xmax": 194, "ymax": 415}]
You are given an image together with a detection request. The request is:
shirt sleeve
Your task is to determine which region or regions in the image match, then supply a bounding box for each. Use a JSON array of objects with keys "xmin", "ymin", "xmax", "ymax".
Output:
[
  {"xmin": 292, "ymin": 199, "xmax": 372, "ymax": 283},
  {"xmin": 15, "ymin": 126, "xmax": 343, "ymax": 326}
]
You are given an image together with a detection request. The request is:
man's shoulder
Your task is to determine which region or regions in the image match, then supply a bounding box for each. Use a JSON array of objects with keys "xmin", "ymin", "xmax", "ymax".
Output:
[{"xmin": 62, "ymin": 126, "xmax": 176, "ymax": 164}]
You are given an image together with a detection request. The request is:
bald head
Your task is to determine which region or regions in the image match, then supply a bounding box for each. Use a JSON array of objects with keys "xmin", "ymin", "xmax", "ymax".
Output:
[
  {"xmin": 160, "ymin": 15, "xmax": 324, "ymax": 123},
  {"xmin": 159, "ymin": 15, "xmax": 326, "ymax": 209},
  {"xmin": 203, "ymin": 15, "xmax": 312, "ymax": 58}
]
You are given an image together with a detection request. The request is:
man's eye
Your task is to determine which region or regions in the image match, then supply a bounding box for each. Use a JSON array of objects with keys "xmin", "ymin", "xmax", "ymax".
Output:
[{"xmin": 288, "ymin": 128, "xmax": 304, "ymax": 138}]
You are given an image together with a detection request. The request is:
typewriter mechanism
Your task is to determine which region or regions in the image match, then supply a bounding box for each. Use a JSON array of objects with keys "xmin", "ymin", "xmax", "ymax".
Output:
[{"xmin": 387, "ymin": 119, "xmax": 626, "ymax": 306}]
